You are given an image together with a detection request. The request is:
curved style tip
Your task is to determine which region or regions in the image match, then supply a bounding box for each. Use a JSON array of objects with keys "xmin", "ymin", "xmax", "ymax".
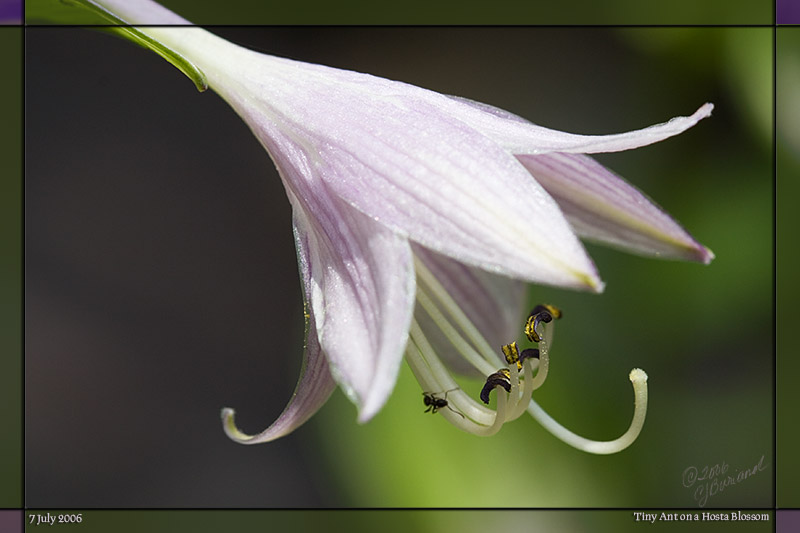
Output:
[{"xmin": 629, "ymin": 368, "xmax": 648, "ymax": 384}]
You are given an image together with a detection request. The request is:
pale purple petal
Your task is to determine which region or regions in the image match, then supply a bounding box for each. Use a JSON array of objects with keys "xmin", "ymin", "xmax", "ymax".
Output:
[
  {"xmin": 256, "ymin": 121, "xmax": 417, "ymax": 422},
  {"xmin": 313, "ymin": 104, "xmax": 603, "ymax": 291},
  {"xmin": 413, "ymin": 244, "xmax": 526, "ymax": 376},
  {"xmin": 441, "ymin": 96, "xmax": 714, "ymax": 155},
  {"xmin": 203, "ymin": 52, "xmax": 604, "ymax": 292},
  {"xmin": 221, "ymin": 215, "xmax": 336, "ymax": 444},
  {"xmin": 517, "ymin": 153, "xmax": 714, "ymax": 263},
  {"xmin": 296, "ymin": 197, "xmax": 415, "ymax": 422},
  {"xmin": 221, "ymin": 308, "xmax": 336, "ymax": 444}
]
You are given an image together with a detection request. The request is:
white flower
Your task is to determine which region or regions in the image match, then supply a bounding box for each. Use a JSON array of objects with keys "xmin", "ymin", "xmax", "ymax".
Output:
[{"xmin": 91, "ymin": 0, "xmax": 712, "ymax": 451}]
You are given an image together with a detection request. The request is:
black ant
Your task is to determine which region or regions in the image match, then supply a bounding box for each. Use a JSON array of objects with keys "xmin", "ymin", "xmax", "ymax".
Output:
[{"xmin": 422, "ymin": 389, "xmax": 464, "ymax": 418}]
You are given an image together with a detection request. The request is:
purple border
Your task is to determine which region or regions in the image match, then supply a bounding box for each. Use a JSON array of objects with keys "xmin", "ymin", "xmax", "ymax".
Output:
[
  {"xmin": 778, "ymin": 510, "xmax": 800, "ymax": 533},
  {"xmin": 779, "ymin": 0, "xmax": 800, "ymax": 24},
  {"xmin": 0, "ymin": 0, "xmax": 21, "ymax": 24},
  {"xmin": 0, "ymin": 510, "xmax": 22, "ymax": 533}
]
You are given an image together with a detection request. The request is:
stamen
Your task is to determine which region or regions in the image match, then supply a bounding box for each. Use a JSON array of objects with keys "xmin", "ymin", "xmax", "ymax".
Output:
[
  {"xmin": 477, "ymin": 386, "xmax": 508, "ymax": 436},
  {"xmin": 498, "ymin": 343, "xmax": 542, "ymax": 421},
  {"xmin": 415, "ymin": 285, "xmax": 497, "ymax": 376},
  {"xmin": 496, "ymin": 343, "xmax": 522, "ymax": 416},
  {"xmin": 525, "ymin": 304, "xmax": 562, "ymax": 343},
  {"xmin": 406, "ymin": 337, "xmax": 506, "ymax": 436},
  {"xmin": 414, "ymin": 257, "xmax": 503, "ymax": 368},
  {"xmin": 525, "ymin": 368, "xmax": 649, "ymax": 454},
  {"xmin": 407, "ymin": 281, "xmax": 649, "ymax": 452},
  {"xmin": 507, "ymin": 357, "xmax": 535, "ymax": 421},
  {"xmin": 502, "ymin": 341, "xmax": 522, "ymax": 371},
  {"xmin": 407, "ymin": 271, "xmax": 562, "ymax": 438},
  {"xmin": 519, "ymin": 348, "xmax": 540, "ymax": 364},
  {"xmin": 407, "ymin": 257, "xmax": 523, "ymax": 436},
  {"xmin": 476, "ymin": 364, "xmax": 526, "ymax": 427},
  {"xmin": 405, "ymin": 319, "xmax": 498, "ymax": 428},
  {"xmin": 407, "ymin": 320, "xmax": 462, "ymax": 396},
  {"xmin": 480, "ymin": 369, "xmax": 511, "ymax": 404},
  {"xmin": 529, "ymin": 320, "xmax": 552, "ymax": 391},
  {"xmin": 532, "ymin": 304, "xmax": 563, "ymax": 320}
]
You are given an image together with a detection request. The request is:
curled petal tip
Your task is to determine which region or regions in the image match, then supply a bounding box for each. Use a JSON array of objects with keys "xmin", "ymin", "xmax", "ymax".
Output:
[
  {"xmin": 675, "ymin": 242, "xmax": 715, "ymax": 264},
  {"xmin": 355, "ymin": 395, "xmax": 386, "ymax": 424},
  {"xmin": 220, "ymin": 407, "xmax": 255, "ymax": 444},
  {"xmin": 683, "ymin": 242, "xmax": 715, "ymax": 264},
  {"xmin": 585, "ymin": 274, "xmax": 606, "ymax": 294},
  {"xmin": 679, "ymin": 103, "xmax": 713, "ymax": 124},
  {"xmin": 697, "ymin": 102, "xmax": 714, "ymax": 117},
  {"xmin": 568, "ymin": 262, "xmax": 605, "ymax": 293},
  {"xmin": 700, "ymin": 246, "xmax": 715, "ymax": 265},
  {"xmin": 356, "ymin": 411, "xmax": 373, "ymax": 425}
]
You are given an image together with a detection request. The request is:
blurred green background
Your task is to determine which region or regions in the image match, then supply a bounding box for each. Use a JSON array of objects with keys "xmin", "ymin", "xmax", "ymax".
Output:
[{"xmin": 26, "ymin": 26, "xmax": 772, "ymax": 516}]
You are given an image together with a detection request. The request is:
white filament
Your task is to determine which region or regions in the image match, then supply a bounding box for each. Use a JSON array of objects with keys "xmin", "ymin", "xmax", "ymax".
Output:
[{"xmin": 408, "ymin": 258, "xmax": 648, "ymax": 453}]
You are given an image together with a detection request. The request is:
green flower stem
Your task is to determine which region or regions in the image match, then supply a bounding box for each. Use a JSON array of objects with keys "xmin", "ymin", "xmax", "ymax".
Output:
[{"xmin": 36, "ymin": 0, "xmax": 208, "ymax": 91}]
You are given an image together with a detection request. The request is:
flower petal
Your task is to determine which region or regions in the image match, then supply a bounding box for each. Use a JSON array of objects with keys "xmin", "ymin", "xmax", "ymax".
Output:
[
  {"xmin": 413, "ymin": 244, "xmax": 526, "ymax": 376},
  {"xmin": 260, "ymin": 117, "xmax": 418, "ymax": 421},
  {"xmin": 220, "ymin": 215, "xmax": 336, "ymax": 444},
  {"xmin": 517, "ymin": 153, "xmax": 714, "ymax": 263},
  {"xmin": 204, "ymin": 52, "xmax": 604, "ymax": 292},
  {"xmin": 314, "ymin": 104, "xmax": 603, "ymax": 291},
  {"xmin": 443, "ymin": 96, "xmax": 713, "ymax": 155},
  {"xmin": 221, "ymin": 309, "xmax": 336, "ymax": 444},
  {"xmin": 293, "ymin": 195, "xmax": 416, "ymax": 423}
]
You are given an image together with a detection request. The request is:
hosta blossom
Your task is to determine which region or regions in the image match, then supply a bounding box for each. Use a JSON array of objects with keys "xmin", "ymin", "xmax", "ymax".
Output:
[{"xmin": 90, "ymin": 0, "xmax": 713, "ymax": 452}]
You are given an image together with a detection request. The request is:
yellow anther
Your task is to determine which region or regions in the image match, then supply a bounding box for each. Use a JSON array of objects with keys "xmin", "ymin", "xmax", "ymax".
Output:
[
  {"xmin": 525, "ymin": 304, "xmax": 562, "ymax": 343},
  {"xmin": 501, "ymin": 341, "xmax": 522, "ymax": 371}
]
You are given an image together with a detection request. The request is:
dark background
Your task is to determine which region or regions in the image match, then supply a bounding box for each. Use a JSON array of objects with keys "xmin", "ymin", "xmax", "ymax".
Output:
[{"xmin": 26, "ymin": 27, "xmax": 772, "ymax": 509}]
